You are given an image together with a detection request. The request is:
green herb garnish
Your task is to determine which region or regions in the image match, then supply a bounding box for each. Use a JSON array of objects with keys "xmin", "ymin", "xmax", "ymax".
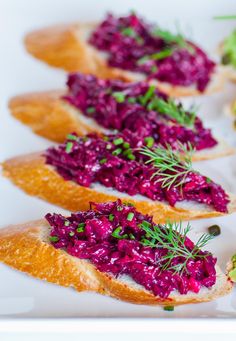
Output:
[
  {"xmin": 150, "ymin": 49, "xmax": 174, "ymax": 60},
  {"xmin": 113, "ymin": 137, "xmax": 124, "ymax": 145},
  {"xmin": 87, "ymin": 107, "xmax": 95, "ymax": 114},
  {"xmin": 127, "ymin": 212, "xmax": 134, "ymax": 221},
  {"xmin": 49, "ymin": 236, "xmax": 59, "ymax": 242},
  {"xmin": 214, "ymin": 15, "xmax": 236, "ymax": 20},
  {"xmin": 64, "ymin": 221, "xmax": 70, "ymax": 226},
  {"xmin": 67, "ymin": 134, "xmax": 78, "ymax": 141},
  {"xmin": 147, "ymin": 97, "xmax": 196, "ymax": 128},
  {"xmin": 112, "ymin": 148, "xmax": 122, "ymax": 156},
  {"xmin": 112, "ymin": 91, "xmax": 126, "ymax": 103},
  {"xmin": 99, "ymin": 158, "xmax": 107, "ymax": 165},
  {"xmin": 76, "ymin": 223, "xmax": 85, "ymax": 233},
  {"xmin": 108, "ymin": 214, "xmax": 115, "ymax": 222},
  {"xmin": 144, "ymin": 136, "xmax": 154, "ymax": 148},
  {"xmin": 112, "ymin": 226, "xmax": 128, "ymax": 239},
  {"xmin": 139, "ymin": 143, "xmax": 195, "ymax": 190},
  {"xmin": 140, "ymin": 220, "xmax": 213, "ymax": 274},
  {"xmin": 127, "ymin": 153, "xmax": 136, "ymax": 160},
  {"xmin": 121, "ymin": 27, "xmax": 136, "ymax": 37},
  {"xmin": 65, "ymin": 141, "xmax": 73, "ymax": 153},
  {"xmin": 127, "ymin": 97, "xmax": 137, "ymax": 104},
  {"xmin": 69, "ymin": 231, "xmax": 75, "ymax": 237},
  {"xmin": 139, "ymin": 85, "xmax": 156, "ymax": 106},
  {"xmin": 123, "ymin": 142, "xmax": 130, "ymax": 149}
]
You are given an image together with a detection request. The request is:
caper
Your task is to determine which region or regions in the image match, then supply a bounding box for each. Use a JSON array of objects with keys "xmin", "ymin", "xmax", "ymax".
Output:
[{"xmin": 208, "ymin": 224, "xmax": 221, "ymax": 236}]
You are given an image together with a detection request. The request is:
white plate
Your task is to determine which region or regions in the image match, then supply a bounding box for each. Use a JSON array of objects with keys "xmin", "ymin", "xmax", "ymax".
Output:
[{"xmin": 1, "ymin": 0, "xmax": 236, "ymax": 319}]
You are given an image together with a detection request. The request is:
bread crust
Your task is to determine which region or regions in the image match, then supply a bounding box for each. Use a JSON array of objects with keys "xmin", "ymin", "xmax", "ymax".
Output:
[
  {"xmin": 0, "ymin": 220, "xmax": 233, "ymax": 306},
  {"xmin": 24, "ymin": 23, "xmax": 225, "ymax": 96},
  {"xmin": 2, "ymin": 152, "xmax": 236, "ymax": 223},
  {"xmin": 9, "ymin": 90, "xmax": 235, "ymax": 160}
]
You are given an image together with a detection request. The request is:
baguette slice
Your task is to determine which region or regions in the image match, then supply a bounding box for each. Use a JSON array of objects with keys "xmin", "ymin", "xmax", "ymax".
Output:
[
  {"xmin": 2, "ymin": 152, "xmax": 236, "ymax": 223},
  {"xmin": 24, "ymin": 23, "xmax": 226, "ymax": 97},
  {"xmin": 0, "ymin": 219, "xmax": 233, "ymax": 306},
  {"xmin": 9, "ymin": 90, "xmax": 235, "ymax": 161}
]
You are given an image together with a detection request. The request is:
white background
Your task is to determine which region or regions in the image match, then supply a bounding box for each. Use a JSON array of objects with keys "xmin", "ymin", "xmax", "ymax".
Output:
[{"xmin": 1, "ymin": 0, "xmax": 236, "ymax": 338}]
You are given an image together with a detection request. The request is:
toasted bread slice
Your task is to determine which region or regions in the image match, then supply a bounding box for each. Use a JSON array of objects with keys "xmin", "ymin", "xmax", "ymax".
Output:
[
  {"xmin": 24, "ymin": 23, "xmax": 226, "ymax": 96},
  {"xmin": 0, "ymin": 219, "xmax": 233, "ymax": 305},
  {"xmin": 2, "ymin": 152, "xmax": 236, "ymax": 223},
  {"xmin": 9, "ymin": 91, "xmax": 235, "ymax": 161}
]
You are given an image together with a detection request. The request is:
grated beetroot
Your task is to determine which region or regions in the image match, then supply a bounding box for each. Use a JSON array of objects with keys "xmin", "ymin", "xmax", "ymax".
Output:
[
  {"xmin": 46, "ymin": 200, "xmax": 217, "ymax": 298},
  {"xmin": 45, "ymin": 133, "xmax": 229, "ymax": 213},
  {"xmin": 64, "ymin": 73, "xmax": 217, "ymax": 151},
  {"xmin": 89, "ymin": 13, "xmax": 215, "ymax": 91}
]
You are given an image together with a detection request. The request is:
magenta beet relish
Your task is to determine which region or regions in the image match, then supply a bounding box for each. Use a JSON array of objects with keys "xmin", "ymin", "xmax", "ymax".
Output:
[
  {"xmin": 64, "ymin": 73, "xmax": 217, "ymax": 151},
  {"xmin": 45, "ymin": 133, "xmax": 229, "ymax": 213},
  {"xmin": 46, "ymin": 200, "xmax": 217, "ymax": 298},
  {"xmin": 89, "ymin": 13, "xmax": 215, "ymax": 91}
]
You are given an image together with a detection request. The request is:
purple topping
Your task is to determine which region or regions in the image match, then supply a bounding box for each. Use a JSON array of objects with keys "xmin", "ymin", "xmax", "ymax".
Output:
[
  {"xmin": 64, "ymin": 73, "xmax": 217, "ymax": 151},
  {"xmin": 46, "ymin": 200, "xmax": 217, "ymax": 298},
  {"xmin": 45, "ymin": 133, "xmax": 229, "ymax": 213},
  {"xmin": 89, "ymin": 13, "xmax": 215, "ymax": 91}
]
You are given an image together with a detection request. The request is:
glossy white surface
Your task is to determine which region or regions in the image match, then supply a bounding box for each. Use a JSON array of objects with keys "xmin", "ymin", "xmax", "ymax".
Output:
[{"xmin": 0, "ymin": 0, "xmax": 236, "ymax": 319}]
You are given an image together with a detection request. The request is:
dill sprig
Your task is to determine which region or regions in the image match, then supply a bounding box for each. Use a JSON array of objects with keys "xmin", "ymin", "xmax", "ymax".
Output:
[
  {"xmin": 140, "ymin": 220, "xmax": 213, "ymax": 274},
  {"xmin": 139, "ymin": 143, "xmax": 195, "ymax": 190},
  {"xmin": 147, "ymin": 97, "xmax": 196, "ymax": 128}
]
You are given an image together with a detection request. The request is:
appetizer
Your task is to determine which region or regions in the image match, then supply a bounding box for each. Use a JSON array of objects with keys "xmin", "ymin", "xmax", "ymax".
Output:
[
  {"xmin": 219, "ymin": 29, "xmax": 236, "ymax": 81},
  {"xmin": 227, "ymin": 254, "xmax": 236, "ymax": 282},
  {"xmin": 3, "ymin": 133, "xmax": 236, "ymax": 222},
  {"xmin": 24, "ymin": 12, "xmax": 225, "ymax": 96},
  {"xmin": 0, "ymin": 201, "xmax": 233, "ymax": 306},
  {"xmin": 9, "ymin": 74, "xmax": 234, "ymax": 160}
]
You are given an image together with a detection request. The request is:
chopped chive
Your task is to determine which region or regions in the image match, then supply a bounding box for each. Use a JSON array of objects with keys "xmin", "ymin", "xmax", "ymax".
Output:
[
  {"xmin": 127, "ymin": 153, "xmax": 135, "ymax": 160},
  {"xmin": 112, "ymin": 92, "xmax": 126, "ymax": 103},
  {"xmin": 112, "ymin": 148, "xmax": 122, "ymax": 156},
  {"xmin": 113, "ymin": 137, "xmax": 124, "ymax": 145},
  {"xmin": 117, "ymin": 206, "xmax": 123, "ymax": 211},
  {"xmin": 127, "ymin": 212, "xmax": 134, "ymax": 221},
  {"xmin": 67, "ymin": 134, "xmax": 77, "ymax": 141},
  {"xmin": 123, "ymin": 142, "xmax": 130, "ymax": 149},
  {"xmin": 206, "ymin": 177, "xmax": 212, "ymax": 184},
  {"xmin": 121, "ymin": 27, "xmax": 136, "ymax": 37},
  {"xmin": 129, "ymin": 233, "xmax": 135, "ymax": 240},
  {"xmin": 87, "ymin": 107, "xmax": 95, "ymax": 114},
  {"xmin": 208, "ymin": 225, "xmax": 221, "ymax": 237},
  {"xmin": 123, "ymin": 149, "xmax": 132, "ymax": 156},
  {"xmin": 69, "ymin": 231, "xmax": 75, "ymax": 237},
  {"xmin": 164, "ymin": 306, "xmax": 174, "ymax": 311},
  {"xmin": 112, "ymin": 226, "xmax": 128, "ymax": 239},
  {"xmin": 76, "ymin": 222, "xmax": 85, "ymax": 233},
  {"xmin": 151, "ymin": 65, "xmax": 158, "ymax": 73},
  {"xmin": 144, "ymin": 136, "xmax": 154, "ymax": 148},
  {"xmin": 127, "ymin": 97, "xmax": 136, "ymax": 104},
  {"xmin": 139, "ymin": 85, "xmax": 156, "ymax": 106},
  {"xmin": 49, "ymin": 236, "xmax": 59, "ymax": 242},
  {"xmin": 150, "ymin": 49, "xmax": 173, "ymax": 60},
  {"xmin": 65, "ymin": 141, "xmax": 73, "ymax": 153},
  {"xmin": 137, "ymin": 55, "xmax": 150, "ymax": 65},
  {"xmin": 108, "ymin": 214, "xmax": 114, "ymax": 222},
  {"xmin": 106, "ymin": 144, "xmax": 112, "ymax": 150},
  {"xmin": 99, "ymin": 158, "xmax": 107, "ymax": 164},
  {"xmin": 64, "ymin": 221, "xmax": 70, "ymax": 226}
]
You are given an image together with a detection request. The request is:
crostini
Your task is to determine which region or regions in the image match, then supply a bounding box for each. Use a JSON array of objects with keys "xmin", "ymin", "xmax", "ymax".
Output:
[
  {"xmin": 0, "ymin": 200, "xmax": 233, "ymax": 306},
  {"xmin": 2, "ymin": 133, "xmax": 236, "ymax": 222},
  {"xmin": 9, "ymin": 74, "xmax": 234, "ymax": 160},
  {"xmin": 24, "ymin": 13, "xmax": 226, "ymax": 96},
  {"xmin": 219, "ymin": 29, "xmax": 236, "ymax": 82}
]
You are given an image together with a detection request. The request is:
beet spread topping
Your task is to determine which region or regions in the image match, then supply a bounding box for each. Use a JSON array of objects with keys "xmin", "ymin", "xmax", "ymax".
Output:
[
  {"xmin": 89, "ymin": 13, "xmax": 215, "ymax": 91},
  {"xmin": 45, "ymin": 133, "xmax": 229, "ymax": 213},
  {"xmin": 64, "ymin": 73, "xmax": 217, "ymax": 151},
  {"xmin": 46, "ymin": 200, "xmax": 216, "ymax": 298}
]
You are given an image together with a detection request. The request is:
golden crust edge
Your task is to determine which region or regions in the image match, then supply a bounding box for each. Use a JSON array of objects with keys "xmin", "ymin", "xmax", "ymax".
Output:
[
  {"xmin": 25, "ymin": 23, "xmax": 225, "ymax": 96},
  {"xmin": 0, "ymin": 219, "xmax": 233, "ymax": 306}
]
